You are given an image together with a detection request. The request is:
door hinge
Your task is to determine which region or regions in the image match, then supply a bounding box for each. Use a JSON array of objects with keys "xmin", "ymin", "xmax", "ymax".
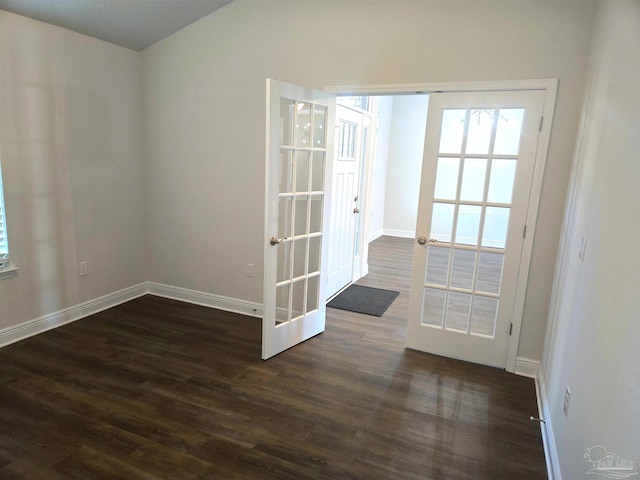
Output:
[
  {"xmin": 539, "ymin": 116, "xmax": 544, "ymax": 132},
  {"xmin": 523, "ymin": 224, "xmax": 527, "ymax": 238},
  {"xmin": 509, "ymin": 323, "xmax": 513, "ymax": 335}
]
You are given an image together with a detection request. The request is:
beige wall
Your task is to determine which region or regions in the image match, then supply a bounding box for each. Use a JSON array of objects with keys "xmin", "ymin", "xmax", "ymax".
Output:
[
  {"xmin": 0, "ymin": 11, "xmax": 146, "ymax": 330},
  {"xmin": 542, "ymin": 1, "xmax": 639, "ymax": 477},
  {"xmin": 142, "ymin": 0, "xmax": 597, "ymax": 361}
]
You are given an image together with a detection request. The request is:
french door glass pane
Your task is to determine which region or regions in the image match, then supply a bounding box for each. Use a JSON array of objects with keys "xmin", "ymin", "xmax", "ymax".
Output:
[
  {"xmin": 439, "ymin": 109, "xmax": 466, "ymax": 154},
  {"xmin": 446, "ymin": 292, "xmax": 471, "ymax": 332},
  {"xmin": 311, "ymin": 151, "xmax": 325, "ymax": 191},
  {"xmin": 308, "ymin": 236, "xmax": 321, "ymax": 274},
  {"xmin": 434, "ymin": 157, "xmax": 460, "ymax": 200},
  {"xmin": 307, "ymin": 276, "xmax": 319, "ymax": 313},
  {"xmin": 494, "ymin": 109, "xmax": 524, "ymax": 155},
  {"xmin": 280, "ymin": 99, "xmax": 295, "ymax": 146},
  {"xmin": 426, "ymin": 246, "xmax": 449, "ymax": 285},
  {"xmin": 313, "ymin": 105, "xmax": 327, "ymax": 148},
  {"xmin": 295, "ymin": 102, "xmax": 312, "ymax": 147},
  {"xmin": 277, "ymin": 240, "xmax": 291, "ymax": 283},
  {"xmin": 422, "ymin": 288, "xmax": 446, "ymax": 327},
  {"xmin": 455, "ymin": 205, "xmax": 482, "ymax": 246},
  {"xmin": 279, "ymin": 151, "xmax": 293, "ymax": 194},
  {"xmin": 295, "ymin": 151, "xmax": 310, "ymax": 193},
  {"xmin": 460, "ymin": 158, "xmax": 487, "ymax": 202},
  {"xmin": 431, "ymin": 203, "xmax": 455, "ymax": 242},
  {"xmin": 487, "ymin": 159, "xmax": 517, "ymax": 203},
  {"xmin": 291, "ymin": 280, "xmax": 305, "ymax": 319},
  {"xmin": 293, "ymin": 238, "xmax": 307, "ymax": 278},
  {"xmin": 482, "ymin": 207, "xmax": 510, "ymax": 248},
  {"xmin": 294, "ymin": 196, "xmax": 309, "ymax": 236},
  {"xmin": 278, "ymin": 197, "xmax": 292, "ymax": 239},
  {"xmin": 470, "ymin": 296, "xmax": 498, "ymax": 337},
  {"xmin": 450, "ymin": 249, "xmax": 476, "ymax": 289},
  {"xmin": 276, "ymin": 284, "xmax": 290, "ymax": 325},
  {"xmin": 476, "ymin": 252, "xmax": 504, "ymax": 294},
  {"xmin": 309, "ymin": 196, "xmax": 323, "ymax": 234},
  {"xmin": 466, "ymin": 109, "xmax": 493, "ymax": 154}
]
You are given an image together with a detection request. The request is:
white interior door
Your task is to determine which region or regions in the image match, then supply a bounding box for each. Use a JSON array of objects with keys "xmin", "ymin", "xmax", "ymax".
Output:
[
  {"xmin": 263, "ymin": 79, "xmax": 335, "ymax": 360},
  {"xmin": 327, "ymin": 105, "xmax": 363, "ymax": 298},
  {"xmin": 407, "ymin": 90, "xmax": 545, "ymax": 368}
]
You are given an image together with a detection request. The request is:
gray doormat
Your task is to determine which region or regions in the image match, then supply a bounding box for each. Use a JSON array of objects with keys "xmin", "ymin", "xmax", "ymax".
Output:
[{"xmin": 327, "ymin": 284, "xmax": 400, "ymax": 317}]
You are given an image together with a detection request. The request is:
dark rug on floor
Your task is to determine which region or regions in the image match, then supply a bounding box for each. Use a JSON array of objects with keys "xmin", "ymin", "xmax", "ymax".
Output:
[{"xmin": 327, "ymin": 284, "xmax": 400, "ymax": 317}]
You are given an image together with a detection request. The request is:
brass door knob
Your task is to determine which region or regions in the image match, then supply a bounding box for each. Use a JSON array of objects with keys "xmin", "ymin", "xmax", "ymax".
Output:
[{"xmin": 417, "ymin": 236, "xmax": 427, "ymax": 245}]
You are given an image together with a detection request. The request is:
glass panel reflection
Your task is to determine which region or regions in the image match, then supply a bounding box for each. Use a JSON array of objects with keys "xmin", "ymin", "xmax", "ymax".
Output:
[
  {"xmin": 487, "ymin": 159, "xmax": 517, "ymax": 204},
  {"xmin": 439, "ymin": 109, "xmax": 466, "ymax": 154},
  {"xmin": 470, "ymin": 296, "xmax": 498, "ymax": 337},
  {"xmin": 313, "ymin": 105, "xmax": 327, "ymax": 148},
  {"xmin": 450, "ymin": 249, "xmax": 476, "ymax": 290},
  {"xmin": 276, "ymin": 240, "xmax": 291, "ymax": 283},
  {"xmin": 422, "ymin": 288, "xmax": 445, "ymax": 327},
  {"xmin": 430, "ymin": 203, "xmax": 455, "ymax": 242},
  {"xmin": 279, "ymin": 151, "xmax": 293, "ymax": 194},
  {"xmin": 294, "ymin": 196, "xmax": 309, "ymax": 236},
  {"xmin": 426, "ymin": 246, "xmax": 450, "ymax": 286},
  {"xmin": 311, "ymin": 151, "xmax": 325, "ymax": 192},
  {"xmin": 466, "ymin": 108, "xmax": 494, "ymax": 154},
  {"xmin": 276, "ymin": 284, "xmax": 290, "ymax": 325},
  {"xmin": 307, "ymin": 275, "xmax": 319, "ymax": 313},
  {"xmin": 309, "ymin": 196, "xmax": 323, "ymax": 234},
  {"xmin": 476, "ymin": 252, "xmax": 504, "ymax": 294},
  {"xmin": 280, "ymin": 99, "xmax": 295, "ymax": 146},
  {"xmin": 278, "ymin": 197, "xmax": 292, "ymax": 239},
  {"xmin": 295, "ymin": 151, "xmax": 310, "ymax": 193},
  {"xmin": 295, "ymin": 102, "xmax": 311, "ymax": 147},
  {"xmin": 460, "ymin": 158, "xmax": 487, "ymax": 202},
  {"xmin": 482, "ymin": 207, "xmax": 510, "ymax": 249},
  {"xmin": 292, "ymin": 238, "xmax": 307, "ymax": 279},
  {"xmin": 308, "ymin": 236, "xmax": 321, "ymax": 274},
  {"xmin": 445, "ymin": 292, "xmax": 471, "ymax": 332},
  {"xmin": 494, "ymin": 109, "xmax": 524, "ymax": 155},
  {"xmin": 434, "ymin": 158, "xmax": 460, "ymax": 200},
  {"xmin": 455, "ymin": 205, "xmax": 482, "ymax": 246},
  {"xmin": 291, "ymin": 280, "xmax": 305, "ymax": 319}
]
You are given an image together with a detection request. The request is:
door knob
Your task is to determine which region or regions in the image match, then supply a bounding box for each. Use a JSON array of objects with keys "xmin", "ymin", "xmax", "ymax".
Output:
[
  {"xmin": 417, "ymin": 236, "xmax": 427, "ymax": 245},
  {"xmin": 270, "ymin": 236, "xmax": 287, "ymax": 246}
]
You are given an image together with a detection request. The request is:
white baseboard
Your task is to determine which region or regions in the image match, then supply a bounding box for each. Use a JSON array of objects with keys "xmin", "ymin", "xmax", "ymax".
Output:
[
  {"xmin": 535, "ymin": 369, "xmax": 562, "ymax": 480},
  {"xmin": 515, "ymin": 357, "xmax": 540, "ymax": 378},
  {"xmin": 147, "ymin": 282, "xmax": 262, "ymax": 318},
  {"xmin": 382, "ymin": 228, "xmax": 415, "ymax": 238},
  {"xmin": 0, "ymin": 282, "xmax": 148, "ymax": 348},
  {"xmin": 369, "ymin": 228, "xmax": 384, "ymax": 241}
]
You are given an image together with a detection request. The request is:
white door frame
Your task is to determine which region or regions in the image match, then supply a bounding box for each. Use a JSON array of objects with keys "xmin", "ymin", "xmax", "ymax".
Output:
[{"xmin": 326, "ymin": 79, "xmax": 557, "ymax": 373}]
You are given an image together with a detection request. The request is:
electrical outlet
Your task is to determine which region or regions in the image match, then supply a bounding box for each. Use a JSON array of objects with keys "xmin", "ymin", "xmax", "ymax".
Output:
[
  {"xmin": 79, "ymin": 261, "xmax": 88, "ymax": 277},
  {"xmin": 246, "ymin": 263, "xmax": 255, "ymax": 278},
  {"xmin": 563, "ymin": 386, "xmax": 571, "ymax": 416}
]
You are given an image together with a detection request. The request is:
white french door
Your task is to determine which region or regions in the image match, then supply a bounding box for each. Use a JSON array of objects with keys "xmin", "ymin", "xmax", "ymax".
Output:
[
  {"xmin": 327, "ymin": 105, "xmax": 363, "ymax": 298},
  {"xmin": 407, "ymin": 90, "xmax": 545, "ymax": 368},
  {"xmin": 263, "ymin": 79, "xmax": 335, "ymax": 360}
]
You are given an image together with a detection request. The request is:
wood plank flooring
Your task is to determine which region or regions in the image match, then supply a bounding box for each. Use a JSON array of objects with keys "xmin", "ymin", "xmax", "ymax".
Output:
[{"xmin": 0, "ymin": 236, "xmax": 547, "ymax": 479}]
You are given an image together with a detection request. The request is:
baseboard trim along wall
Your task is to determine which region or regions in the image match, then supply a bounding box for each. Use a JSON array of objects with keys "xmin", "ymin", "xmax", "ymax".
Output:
[
  {"xmin": 382, "ymin": 229, "xmax": 416, "ymax": 238},
  {"xmin": 146, "ymin": 282, "xmax": 263, "ymax": 318},
  {"xmin": 0, "ymin": 282, "xmax": 263, "ymax": 349},
  {"xmin": 0, "ymin": 282, "xmax": 148, "ymax": 348},
  {"xmin": 535, "ymin": 369, "xmax": 562, "ymax": 480},
  {"xmin": 515, "ymin": 357, "xmax": 540, "ymax": 378}
]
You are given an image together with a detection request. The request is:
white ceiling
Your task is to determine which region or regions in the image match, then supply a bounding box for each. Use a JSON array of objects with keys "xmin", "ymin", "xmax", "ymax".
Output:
[{"xmin": 0, "ymin": 0, "xmax": 234, "ymax": 51}]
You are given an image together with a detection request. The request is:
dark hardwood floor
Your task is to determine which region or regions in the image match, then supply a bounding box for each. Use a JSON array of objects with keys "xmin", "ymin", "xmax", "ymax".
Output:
[{"xmin": 0, "ymin": 236, "xmax": 547, "ymax": 479}]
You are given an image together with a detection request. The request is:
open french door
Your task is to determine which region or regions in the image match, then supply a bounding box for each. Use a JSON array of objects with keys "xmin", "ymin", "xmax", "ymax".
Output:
[
  {"xmin": 263, "ymin": 79, "xmax": 336, "ymax": 360},
  {"xmin": 407, "ymin": 90, "xmax": 545, "ymax": 368}
]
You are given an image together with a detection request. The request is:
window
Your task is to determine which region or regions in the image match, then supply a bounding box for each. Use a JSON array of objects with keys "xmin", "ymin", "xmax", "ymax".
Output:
[{"xmin": 0, "ymin": 161, "xmax": 9, "ymax": 270}]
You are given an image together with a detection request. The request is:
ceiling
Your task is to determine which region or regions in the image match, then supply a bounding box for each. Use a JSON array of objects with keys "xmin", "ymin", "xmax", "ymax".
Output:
[{"xmin": 0, "ymin": 0, "xmax": 234, "ymax": 51}]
